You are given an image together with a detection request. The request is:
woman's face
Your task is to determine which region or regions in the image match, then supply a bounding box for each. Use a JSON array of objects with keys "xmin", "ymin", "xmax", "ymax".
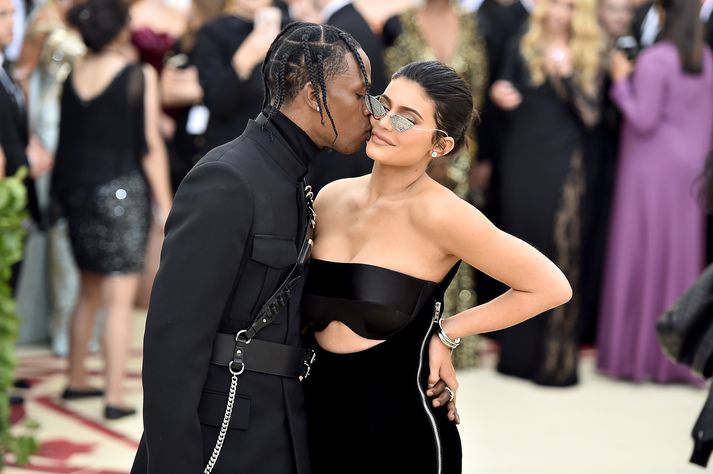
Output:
[
  {"xmin": 365, "ymin": 77, "xmax": 445, "ymax": 168},
  {"xmin": 545, "ymin": 0, "xmax": 576, "ymax": 35}
]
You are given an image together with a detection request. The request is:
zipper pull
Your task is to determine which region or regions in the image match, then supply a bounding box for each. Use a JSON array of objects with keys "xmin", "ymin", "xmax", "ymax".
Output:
[{"xmin": 433, "ymin": 301, "xmax": 442, "ymax": 323}]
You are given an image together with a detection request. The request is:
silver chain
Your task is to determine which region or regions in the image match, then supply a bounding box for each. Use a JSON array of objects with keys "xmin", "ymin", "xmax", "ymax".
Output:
[
  {"xmin": 203, "ymin": 372, "xmax": 239, "ymax": 474},
  {"xmin": 203, "ymin": 184, "xmax": 313, "ymax": 473}
]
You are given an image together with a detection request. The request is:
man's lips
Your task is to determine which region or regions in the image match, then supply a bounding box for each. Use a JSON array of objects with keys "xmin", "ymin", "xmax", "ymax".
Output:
[{"xmin": 370, "ymin": 130, "xmax": 394, "ymax": 146}]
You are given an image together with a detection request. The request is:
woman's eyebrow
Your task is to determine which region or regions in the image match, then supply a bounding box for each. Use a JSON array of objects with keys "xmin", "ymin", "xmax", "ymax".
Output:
[{"xmin": 380, "ymin": 94, "xmax": 424, "ymax": 120}]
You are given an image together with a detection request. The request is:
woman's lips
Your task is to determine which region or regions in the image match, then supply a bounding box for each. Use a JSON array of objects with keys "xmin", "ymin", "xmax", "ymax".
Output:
[{"xmin": 370, "ymin": 131, "xmax": 394, "ymax": 146}]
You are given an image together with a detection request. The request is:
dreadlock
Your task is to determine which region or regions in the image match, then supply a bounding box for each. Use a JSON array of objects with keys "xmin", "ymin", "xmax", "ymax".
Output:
[{"xmin": 261, "ymin": 22, "xmax": 370, "ymax": 143}]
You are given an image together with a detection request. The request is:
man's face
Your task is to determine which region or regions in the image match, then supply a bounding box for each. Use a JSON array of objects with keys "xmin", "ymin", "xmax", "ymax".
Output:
[
  {"xmin": 320, "ymin": 48, "xmax": 373, "ymax": 155},
  {"xmin": 0, "ymin": 0, "xmax": 15, "ymax": 49},
  {"xmin": 600, "ymin": 0, "xmax": 633, "ymax": 38}
]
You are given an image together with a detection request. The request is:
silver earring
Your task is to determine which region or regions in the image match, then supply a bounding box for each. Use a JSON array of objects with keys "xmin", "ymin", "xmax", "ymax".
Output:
[
  {"xmin": 316, "ymin": 105, "xmax": 321, "ymax": 112},
  {"xmin": 431, "ymin": 151, "xmax": 438, "ymax": 158}
]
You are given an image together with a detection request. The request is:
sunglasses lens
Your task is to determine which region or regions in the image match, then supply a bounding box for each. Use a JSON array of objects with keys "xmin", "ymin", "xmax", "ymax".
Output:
[
  {"xmin": 392, "ymin": 115, "xmax": 414, "ymax": 132},
  {"xmin": 367, "ymin": 95, "xmax": 386, "ymax": 118}
]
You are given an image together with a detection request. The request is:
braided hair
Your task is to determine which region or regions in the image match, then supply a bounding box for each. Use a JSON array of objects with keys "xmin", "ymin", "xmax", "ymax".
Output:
[{"xmin": 261, "ymin": 22, "xmax": 370, "ymax": 142}]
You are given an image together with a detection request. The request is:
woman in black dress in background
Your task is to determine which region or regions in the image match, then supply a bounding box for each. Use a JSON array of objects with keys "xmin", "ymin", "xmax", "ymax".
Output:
[
  {"xmin": 489, "ymin": 0, "xmax": 603, "ymax": 386},
  {"xmin": 302, "ymin": 61, "xmax": 573, "ymax": 474},
  {"xmin": 52, "ymin": 0, "xmax": 172, "ymax": 418},
  {"xmin": 193, "ymin": 0, "xmax": 284, "ymax": 152}
]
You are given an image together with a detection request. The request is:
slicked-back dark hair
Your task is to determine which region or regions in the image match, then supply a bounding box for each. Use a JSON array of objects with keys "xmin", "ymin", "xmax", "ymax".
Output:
[
  {"xmin": 261, "ymin": 22, "xmax": 370, "ymax": 141},
  {"xmin": 392, "ymin": 61, "xmax": 475, "ymax": 157}
]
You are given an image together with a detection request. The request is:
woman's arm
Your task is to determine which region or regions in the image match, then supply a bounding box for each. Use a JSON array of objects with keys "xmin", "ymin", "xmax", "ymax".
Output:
[
  {"xmin": 0, "ymin": 146, "xmax": 6, "ymax": 179},
  {"xmin": 489, "ymin": 38, "xmax": 522, "ymax": 111},
  {"xmin": 609, "ymin": 49, "xmax": 667, "ymax": 135},
  {"xmin": 437, "ymin": 196, "xmax": 572, "ymax": 340},
  {"xmin": 141, "ymin": 65, "xmax": 173, "ymax": 223},
  {"xmin": 159, "ymin": 64, "xmax": 203, "ymax": 108}
]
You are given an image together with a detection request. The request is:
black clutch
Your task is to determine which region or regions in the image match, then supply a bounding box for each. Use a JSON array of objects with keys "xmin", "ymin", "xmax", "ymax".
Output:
[{"xmin": 656, "ymin": 264, "xmax": 713, "ymax": 378}]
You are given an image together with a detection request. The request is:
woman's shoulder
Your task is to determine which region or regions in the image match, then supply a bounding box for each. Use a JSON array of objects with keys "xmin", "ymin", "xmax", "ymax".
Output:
[
  {"xmin": 314, "ymin": 175, "xmax": 366, "ymax": 211},
  {"xmin": 411, "ymin": 179, "xmax": 476, "ymax": 230},
  {"xmin": 639, "ymin": 41, "xmax": 680, "ymax": 65}
]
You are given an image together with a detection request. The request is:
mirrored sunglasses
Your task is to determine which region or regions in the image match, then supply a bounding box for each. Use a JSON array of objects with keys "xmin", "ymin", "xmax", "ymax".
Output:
[{"xmin": 363, "ymin": 94, "xmax": 449, "ymax": 136}]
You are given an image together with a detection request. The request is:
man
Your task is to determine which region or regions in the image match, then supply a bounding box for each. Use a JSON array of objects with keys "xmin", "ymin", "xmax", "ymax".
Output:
[
  {"xmin": 132, "ymin": 22, "xmax": 454, "ymax": 474},
  {"xmin": 702, "ymin": 0, "xmax": 713, "ymax": 49},
  {"xmin": 307, "ymin": 0, "xmax": 388, "ymax": 195},
  {"xmin": 0, "ymin": 0, "xmax": 51, "ymax": 291},
  {"xmin": 631, "ymin": 0, "xmax": 659, "ymax": 48}
]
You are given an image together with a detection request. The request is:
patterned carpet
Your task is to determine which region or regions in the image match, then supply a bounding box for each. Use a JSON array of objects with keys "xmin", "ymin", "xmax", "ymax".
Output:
[
  {"xmin": 6, "ymin": 315, "xmax": 146, "ymax": 474},
  {"xmin": 3, "ymin": 312, "xmax": 708, "ymax": 474}
]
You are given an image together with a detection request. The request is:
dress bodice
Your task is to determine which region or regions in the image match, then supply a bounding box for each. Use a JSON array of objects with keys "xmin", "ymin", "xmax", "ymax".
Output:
[
  {"xmin": 27, "ymin": 12, "xmax": 85, "ymax": 153},
  {"xmin": 302, "ymin": 259, "xmax": 459, "ymax": 340}
]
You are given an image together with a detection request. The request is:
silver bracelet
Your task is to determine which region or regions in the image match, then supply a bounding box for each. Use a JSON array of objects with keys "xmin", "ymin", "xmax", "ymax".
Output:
[{"xmin": 437, "ymin": 318, "xmax": 461, "ymax": 350}]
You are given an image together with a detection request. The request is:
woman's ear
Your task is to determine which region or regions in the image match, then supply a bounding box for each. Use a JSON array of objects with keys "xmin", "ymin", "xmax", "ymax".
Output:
[{"xmin": 434, "ymin": 136, "xmax": 456, "ymax": 157}]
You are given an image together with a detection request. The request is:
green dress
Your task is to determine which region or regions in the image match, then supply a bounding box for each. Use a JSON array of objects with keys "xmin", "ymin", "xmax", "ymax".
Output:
[{"xmin": 384, "ymin": 7, "xmax": 488, "ymax": 369}]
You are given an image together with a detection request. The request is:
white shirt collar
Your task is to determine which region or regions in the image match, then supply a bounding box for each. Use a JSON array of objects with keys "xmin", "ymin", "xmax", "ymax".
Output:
[
  {"xmin": 640, "ymin": 6, "xmax": 660, "ymax": 48},
  {"xmin": 321, "ymin": 0, "xmax": 353, "ymax": 23},
  {"xmin": 701, "ymin": 0, "xmax": 713, "ymax": 22}
]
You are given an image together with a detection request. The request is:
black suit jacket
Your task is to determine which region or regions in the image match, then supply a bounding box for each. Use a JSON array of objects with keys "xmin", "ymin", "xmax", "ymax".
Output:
[
  {"xmin": 132, "ymin": 115, "xmax": 313, "ymax": 474},
  {"xmin": 632, "ymin": 2, "xmax": 656, "ymax": 49},
  {"xmin": 0, "ymin": 65, "xmax": 40, "ymax": 223},
  {"xmin": 307, "ymin": 3, "xmax": 384, "ymax": 195},
  {"xmin": 475, "ymin": 0, "xmax": 529, "ymax": 166},
  {"xmin": 194, "ymin": 13, "xmax": 287, "ymax": 152}
]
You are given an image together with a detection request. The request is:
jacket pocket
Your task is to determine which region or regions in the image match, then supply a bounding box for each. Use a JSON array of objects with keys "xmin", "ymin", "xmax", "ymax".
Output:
[
  {"xmin": 198, "ymin": 390, "xmax": 251, "ymax": 431},
  {"xmin": 251, "ymin": 234, "xmax": 297, "ymax": 269}
]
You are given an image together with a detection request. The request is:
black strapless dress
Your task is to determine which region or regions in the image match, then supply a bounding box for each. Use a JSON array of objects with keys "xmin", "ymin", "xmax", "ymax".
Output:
[{"xmin": 302, "ymin": 259, "xmax": 462, "ymax": 474}]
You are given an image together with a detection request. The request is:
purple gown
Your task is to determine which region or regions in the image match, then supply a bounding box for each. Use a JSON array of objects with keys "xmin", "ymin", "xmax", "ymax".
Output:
[{"xmin": 597, "ymin": 42, "xmax": 713, "ymax": 384}]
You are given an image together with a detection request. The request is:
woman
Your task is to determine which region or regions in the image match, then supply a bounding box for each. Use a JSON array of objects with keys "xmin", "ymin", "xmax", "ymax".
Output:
[
  {"xmin": 490, "ymin": 0, "xmax": 604, "ymax": 386},
  {"xmin": 302, "ymin": 61, "xmax": 572, "ymax": 474},
  {"xmin": 579, "ymin": 0, "xmax": 635, "ymax": 344},
  {"xmin": 52, "ymin": 0, "xmax": 173, "ymax": 418},
  {"xmin": 597, "ymin": 0, "xmax": 713, "ymax": 385},
  {"xmin": 160, "ymin": 0, "xmax": 225, "ymax": 192},
  {"xmin": 193, "ymin": 0, "xmax": 284, "ymax": 152},
  {"xmin": 130, "ymin": 0, "xmax": 186, "ymax": 73},
  {"xmin": 14, "ymin": 0, "xmax": 86, "ymax": 355},
  {"xmin": 382, "ymin": 0, "xmax": 489, "ymax": 368}
]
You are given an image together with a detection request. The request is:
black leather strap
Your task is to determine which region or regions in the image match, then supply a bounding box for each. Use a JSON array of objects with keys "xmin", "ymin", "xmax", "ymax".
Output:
[
  {"xmin": 211, "ymin": 333, "xmax": 312, "ymax": 378},
  {"xmin": 230, "ymin": 180, "xmax": 316, "ymax": 377}
]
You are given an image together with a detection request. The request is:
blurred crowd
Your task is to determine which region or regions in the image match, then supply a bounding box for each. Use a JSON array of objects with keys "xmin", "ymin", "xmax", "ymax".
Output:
[{"xmin": 1, "ymin": 0, "xmax": 712, "ymax": 418}]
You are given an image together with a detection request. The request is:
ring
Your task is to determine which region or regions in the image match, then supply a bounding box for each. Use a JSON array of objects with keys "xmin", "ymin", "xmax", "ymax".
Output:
[{"xmin": 444, "ymin": 386, "xmax": 454, "ymax": 402}]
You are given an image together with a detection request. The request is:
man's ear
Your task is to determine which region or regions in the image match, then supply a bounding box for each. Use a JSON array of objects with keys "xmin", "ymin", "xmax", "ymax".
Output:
[{"xmin": 300, "ymin": 81, "xmax": 321, "ymax": 112}]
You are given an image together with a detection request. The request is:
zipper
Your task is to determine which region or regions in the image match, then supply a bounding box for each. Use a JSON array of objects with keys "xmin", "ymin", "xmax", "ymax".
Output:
[{"xmin": 416, "ymin": 300, "xmax": 443, "ymax": 474}]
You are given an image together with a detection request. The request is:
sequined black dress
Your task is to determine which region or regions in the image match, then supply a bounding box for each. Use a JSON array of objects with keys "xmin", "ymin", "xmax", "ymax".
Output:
[
  {"xmin": 302, "ymin": 259, "xmax": 462, "ymax": 474},
  {"xmin": 52, "ymin": 64, "xmax": 150, "ymax": 275}
]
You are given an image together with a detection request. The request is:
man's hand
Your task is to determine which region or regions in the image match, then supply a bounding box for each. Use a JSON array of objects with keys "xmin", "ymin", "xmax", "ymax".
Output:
[
  {"xmin": 26, "ymin": 135, "xmax": 53, "ymax": 179},
  {"xmin": 609, "ymin": 50, "xmax": 634, "ymax": 83},
  {"xmin": 426, "ymin": 334, "xmax": 460, "ymax": 424},
  {"xmin": 232, "ymin": 7, "xmax": 281, "ymax": 80},
  {"xmin": 490, "ymin": 80, "xmax": 522, "ymax": 111}
]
